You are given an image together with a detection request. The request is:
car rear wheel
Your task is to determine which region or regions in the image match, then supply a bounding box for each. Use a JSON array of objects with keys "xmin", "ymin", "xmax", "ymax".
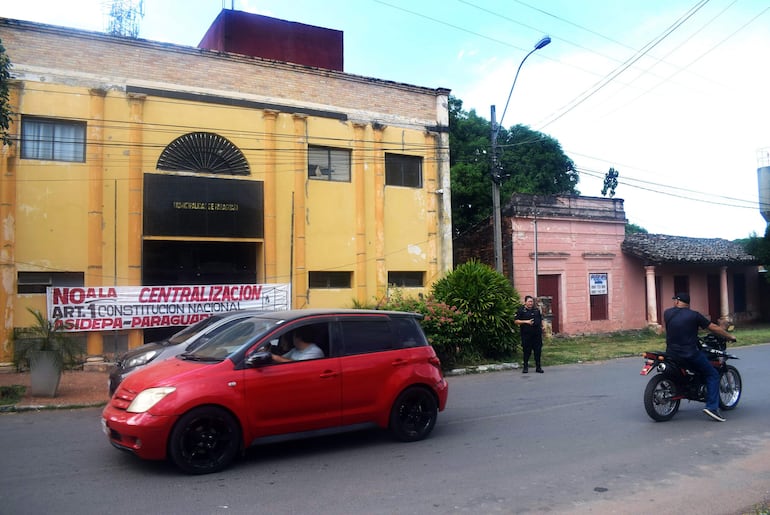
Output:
[
  {"xmin": 168, "ymin": 406, "xmax": 241, "ymax": 474},
  {"xmin": 389, "ymin": 387, "xmax": 438, "ymax": 442}
]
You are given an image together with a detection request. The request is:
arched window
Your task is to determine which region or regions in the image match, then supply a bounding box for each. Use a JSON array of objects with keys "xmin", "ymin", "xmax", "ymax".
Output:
[{"xmin": 156, "ymin": 132, "xmax": 250, "ymax": 175}]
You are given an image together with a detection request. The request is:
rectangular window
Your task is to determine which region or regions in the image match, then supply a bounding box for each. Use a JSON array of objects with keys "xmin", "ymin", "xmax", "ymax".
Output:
[
  {"xmin": 340, "ymin": 319, "xmax": 394, "ymax": 355},
  {"xmin": 308, "ymin": 271, "xmax": 352, "ymax": 288},
  {"xmin": 385, "ymin": 153, "xmax": 422, "ymax": 188},
  {"xmin": 388, "ymin": 271, "xmax": 424, "ymax": 288},
  {"xmin": 308, "ymin": 146, "xmax": 351, "ymax": 182},
  {"xmin": 18, "ymin": 271, "xmax": 84, "ymax": 294},
  {"xmin": 21, "ymin": 116, "xmax": 86, "ymax": 162},
  {"xmin": 589, "ymin": 273, "xmax": 608, "ymax": 321}
]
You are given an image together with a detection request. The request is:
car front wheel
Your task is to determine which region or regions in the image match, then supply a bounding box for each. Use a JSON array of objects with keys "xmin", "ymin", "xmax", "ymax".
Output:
[
  {"xmin": 168, "ymin": 406, "xmax": 241, "ymax": 474},
  {"xmin": 389, "ymin": 386, "xmax": 438, "ymax": 442}
]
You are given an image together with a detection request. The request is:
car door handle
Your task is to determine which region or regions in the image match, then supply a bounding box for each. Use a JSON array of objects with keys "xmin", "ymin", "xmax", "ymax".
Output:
[
  {"xmin": 391, "ymin": 359, "xmax": 408, "ymax": 367},
  {"xmin": 319, "ymin": 370, "xmax": 339, "ymax": 379}
]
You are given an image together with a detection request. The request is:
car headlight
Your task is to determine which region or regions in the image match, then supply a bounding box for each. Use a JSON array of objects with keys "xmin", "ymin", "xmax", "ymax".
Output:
[
  {"xmin": 127, "ymin": 387, "xmax": 176, "ymax": 413},
  {"xmin": 124, "ymin": 350, "xmax": 159, "ymax": 369}
]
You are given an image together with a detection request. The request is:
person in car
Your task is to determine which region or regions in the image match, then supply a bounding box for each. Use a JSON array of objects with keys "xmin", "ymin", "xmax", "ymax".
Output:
[{"xmin": 271, "ymin": 327, "xmax": 324, "ymax": 362}]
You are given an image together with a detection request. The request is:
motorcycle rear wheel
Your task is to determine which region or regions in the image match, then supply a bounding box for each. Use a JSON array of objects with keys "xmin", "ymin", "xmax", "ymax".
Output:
[
  {"xmin": 718, "ymin": 365, "xmax": 742, "ymax": 410},
  {"xmin": 644, "ymin": 375, "xmax": 680, "ymax": 421}
]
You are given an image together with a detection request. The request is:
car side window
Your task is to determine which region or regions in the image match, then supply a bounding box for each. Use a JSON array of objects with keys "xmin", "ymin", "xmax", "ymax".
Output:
[
  {"xmin": 390, "ymin": 317, "xmax": 428, "ymax": 348},
  {"xmin": 340, "ymin": 319, "xmax": 394, "ymax": 356}
]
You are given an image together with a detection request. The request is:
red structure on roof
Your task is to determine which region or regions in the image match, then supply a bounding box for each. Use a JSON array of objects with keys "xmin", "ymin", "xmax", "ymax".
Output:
[{"xmin": 198, "ymin": 9, "xmax": 344, "ymax": 71}]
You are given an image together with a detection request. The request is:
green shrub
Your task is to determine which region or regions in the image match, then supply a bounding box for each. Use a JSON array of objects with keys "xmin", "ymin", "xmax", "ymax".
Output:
[{"xmin": 432, "ymin": 260, "xmax": 520, "ymax": 360}]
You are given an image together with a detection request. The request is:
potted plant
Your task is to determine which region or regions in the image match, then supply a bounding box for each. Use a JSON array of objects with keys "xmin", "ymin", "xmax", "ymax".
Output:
[{"xmin": 14, "ymin": 308, "xmax": 82, "ymax": 397}]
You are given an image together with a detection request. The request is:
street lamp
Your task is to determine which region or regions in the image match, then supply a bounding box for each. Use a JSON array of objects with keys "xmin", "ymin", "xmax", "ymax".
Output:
[{"xmin": 490, "ymin": 35, "xmax": 551, "ymax": 274}]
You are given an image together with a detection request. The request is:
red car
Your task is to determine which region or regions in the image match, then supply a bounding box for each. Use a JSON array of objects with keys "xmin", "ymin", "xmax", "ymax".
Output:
[{"xmin": 102, "ymin": 309, "xmax": 448, "ymax": 474}]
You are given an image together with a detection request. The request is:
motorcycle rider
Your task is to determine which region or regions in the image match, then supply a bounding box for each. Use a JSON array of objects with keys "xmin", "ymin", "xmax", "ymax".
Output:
[{"xmin": 664, "ymin": 292, "xmax": 736, "ymax": 422}]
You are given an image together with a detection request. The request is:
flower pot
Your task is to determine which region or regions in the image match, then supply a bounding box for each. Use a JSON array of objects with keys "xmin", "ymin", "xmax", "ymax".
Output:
[{"xmin": 29, "ymin": 350, "xmax": 62, "ymax": 397}]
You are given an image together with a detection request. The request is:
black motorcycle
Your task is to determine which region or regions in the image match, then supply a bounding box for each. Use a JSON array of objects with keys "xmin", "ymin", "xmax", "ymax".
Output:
[{"xmin": 640, "ymin": 334, "xmax": 741, "ymax": 421}]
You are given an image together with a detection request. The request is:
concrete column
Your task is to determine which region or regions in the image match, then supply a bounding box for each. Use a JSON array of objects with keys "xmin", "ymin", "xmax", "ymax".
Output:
[
  {"xmin": 352, "ymin": 123, "xmax": 368, "ymax": 305},
  {"xmin": 262, "ymin": 110, "xmax": 278, "ymax": 283},
  {"xmin": 126, "ymin": 94, "xmax": 145, "ymax": 349},
  {"xmin": 719, "ymin": 266, "xmax": 730, "ymax": 325},
  {"xmin": 372, "ymin": 123, "xmax": 386, "ymax": 299},
  {"xmin": 292, "ymin": 114, "xmax": 308, "ymax": 308},
  {"xmin": 86, "ymin": 89, "xmax": 106, "ymax": 361},
  {"xmin": 645, "ymin": 265, "xmax": 660, "ymax": 329},
  {"xmin": 0, "ymin": 81, "xmax": 20, "ymax": 368}
]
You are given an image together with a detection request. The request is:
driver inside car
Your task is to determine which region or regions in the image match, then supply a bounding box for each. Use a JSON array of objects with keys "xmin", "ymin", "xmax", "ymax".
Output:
[{"xmin": 270, "ymin": 327, "xmax": 324, "ymax": 363}]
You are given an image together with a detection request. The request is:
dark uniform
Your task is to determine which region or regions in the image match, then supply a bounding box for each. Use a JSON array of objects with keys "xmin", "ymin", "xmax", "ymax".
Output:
[{"xmin": 515, "ymin": 303, "xmax": 543, "ymax": 372}]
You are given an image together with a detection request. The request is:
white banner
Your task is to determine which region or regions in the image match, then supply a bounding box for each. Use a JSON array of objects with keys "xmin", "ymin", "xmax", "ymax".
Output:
[{"xmin": 46, "ymin": 283, "xmax": 291, "ymax": 332}]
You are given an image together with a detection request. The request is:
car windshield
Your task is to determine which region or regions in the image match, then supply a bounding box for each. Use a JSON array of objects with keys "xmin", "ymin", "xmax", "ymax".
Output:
[
  {"xmin": 182, "ymin": 316, "xmax": 278, "ymax": 361},
  {"xmin": 166, "ymin": 315, "xmax": 223, "ymax": 345}
]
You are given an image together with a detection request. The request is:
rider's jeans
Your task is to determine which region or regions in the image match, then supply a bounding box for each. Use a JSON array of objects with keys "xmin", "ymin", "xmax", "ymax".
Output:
[{"xmin": 680, "ymin": 351, "xmax": 720, "ymax": 411}]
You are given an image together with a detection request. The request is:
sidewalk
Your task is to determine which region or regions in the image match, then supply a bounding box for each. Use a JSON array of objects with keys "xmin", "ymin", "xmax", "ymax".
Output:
[{"xmin": 0, "ymin": 369, "xmax": 110, "ymax": 412}]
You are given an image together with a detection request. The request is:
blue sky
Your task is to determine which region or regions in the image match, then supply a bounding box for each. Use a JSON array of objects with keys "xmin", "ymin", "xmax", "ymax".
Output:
[{"xmin": 2, "ymin": 0, "xmax": 769, "ymax": 240}]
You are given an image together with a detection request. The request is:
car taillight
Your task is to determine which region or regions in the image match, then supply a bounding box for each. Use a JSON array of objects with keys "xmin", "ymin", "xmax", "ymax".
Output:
[{"xmin": 428, "ymin": 356, "xmax": 443, "ymax": 375}]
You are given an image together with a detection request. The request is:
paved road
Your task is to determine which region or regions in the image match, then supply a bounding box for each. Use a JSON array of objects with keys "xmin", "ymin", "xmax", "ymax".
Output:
[{"xmin": 1, "ymin": 344, "xmax": 768, "ymax": 514}]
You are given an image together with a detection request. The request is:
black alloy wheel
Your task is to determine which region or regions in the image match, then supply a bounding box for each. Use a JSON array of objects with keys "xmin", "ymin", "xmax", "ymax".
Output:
[
  {"xmin": 168, "ymin": 406, "xmax": 241, "ymax": 474},
  {"xmin": 389, "ymin": 386, "xmax": 438, "ymax": 442}
]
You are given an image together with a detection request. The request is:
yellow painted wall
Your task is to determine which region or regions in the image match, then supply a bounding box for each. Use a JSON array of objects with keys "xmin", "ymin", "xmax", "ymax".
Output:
[{"xmin": 0, "ymin": 19, "xmax": 452, "ymax": 363}]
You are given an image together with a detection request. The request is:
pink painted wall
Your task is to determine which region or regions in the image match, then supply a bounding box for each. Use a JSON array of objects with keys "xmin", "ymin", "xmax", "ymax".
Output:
[{"xmin": 510, "ymin": 215, "xmax": 647, "ymax": 335}]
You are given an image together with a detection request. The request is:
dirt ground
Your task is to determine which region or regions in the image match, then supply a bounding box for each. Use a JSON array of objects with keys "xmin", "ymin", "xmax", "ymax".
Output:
[{"xmin": 0, "ymin": 369, "xmax": 110, "ymax": 408}]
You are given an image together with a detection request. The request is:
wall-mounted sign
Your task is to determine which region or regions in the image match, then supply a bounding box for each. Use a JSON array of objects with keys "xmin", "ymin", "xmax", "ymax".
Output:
[
  {"xmin": 143, "ymin": 173, "xmax": 263, "ymax": 238},
  {"xmin": 47, "ymin": 283, "xmax": 290, "ymax": 332},
  {"xmin": 589, "ymin": 273, "xmax": 608, "ymax": 295}
]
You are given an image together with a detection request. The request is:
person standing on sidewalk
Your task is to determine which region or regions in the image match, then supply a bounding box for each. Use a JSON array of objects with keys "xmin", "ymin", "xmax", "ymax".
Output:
[
  {"xmin": 515, "ymin": 295, "xmax": 544, "ymax": 373},
  {"xmin": 664, "ymin": 292, "xmax": 736, "ymax": 422}
]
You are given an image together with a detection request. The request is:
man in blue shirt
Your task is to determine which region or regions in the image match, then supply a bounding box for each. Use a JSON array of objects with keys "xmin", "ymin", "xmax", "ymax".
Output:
[{"xmin": 664, "ymin": 292, "xmax": 736, "ymax": 422}]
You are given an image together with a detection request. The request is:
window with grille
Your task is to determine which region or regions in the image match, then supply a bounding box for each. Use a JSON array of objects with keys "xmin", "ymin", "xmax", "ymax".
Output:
[
  {"xmin": 308, "ymin": 271, "xmax": 352, "ymax": 288},
  {"xmin": 388, "ymin": 271, "xmax": 424, "ymax": 287},
  {"xmin": 18, "ymin": 271, "xmax": 84, "ymax": 294},
  {"xmin": 385, "ymin": 153, "xmax": 422, "ymax": 188},
  {"xmin": 308, "ymin": 146, "xmax": 351, "ymax": 182},
  {"xmin": 156, "ymin": 132, "xmax": 250, "ymax": 175},
  {"xmin": 21, "ymin": 116, "xmax": 86, "ymax": 162}
]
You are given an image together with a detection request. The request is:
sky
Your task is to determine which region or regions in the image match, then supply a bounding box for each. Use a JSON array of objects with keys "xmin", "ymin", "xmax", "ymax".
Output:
[{"xmin": 2, "ymin": 0, "xmax": 769, "ymax": 240}]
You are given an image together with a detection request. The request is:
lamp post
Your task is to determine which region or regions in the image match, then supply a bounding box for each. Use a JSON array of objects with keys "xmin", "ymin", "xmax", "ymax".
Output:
[{"xmin": 490, "ymin": 35, "xmax": 551, "ymax": 274}]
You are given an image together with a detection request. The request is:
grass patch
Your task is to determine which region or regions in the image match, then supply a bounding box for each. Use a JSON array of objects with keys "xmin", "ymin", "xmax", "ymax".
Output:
[
  {"xmin": 541, "ymin": 325, "xmax": 770, "ymax": 367},
  {"xmin": 0, "ymin": 385, "xmax": 26, "ymax": 406},
  {"xmin": 453, "ymin": 324, "xmax": 770, "ymax": 368}
]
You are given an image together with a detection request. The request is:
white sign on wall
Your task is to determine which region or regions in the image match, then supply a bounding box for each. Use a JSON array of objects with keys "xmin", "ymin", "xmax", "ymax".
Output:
[
  {"xmin": 589, "ymin": 273, "xmax": 608, "ymax": 295},
  {"xmin": 46, "ymin": 283, "xmax": 291, "ymax": 332}
]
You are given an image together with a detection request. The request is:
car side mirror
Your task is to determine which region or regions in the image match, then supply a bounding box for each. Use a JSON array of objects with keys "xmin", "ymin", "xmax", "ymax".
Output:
[{"xmin": 245, "ymin": 350, "xmax": 273, "ymax": 368}]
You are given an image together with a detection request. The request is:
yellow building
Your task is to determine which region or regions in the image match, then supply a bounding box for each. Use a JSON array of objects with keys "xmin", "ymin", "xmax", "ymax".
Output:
[{"xmin": 0, "ymin": 12, "xmax": 452, "ymax": 366}]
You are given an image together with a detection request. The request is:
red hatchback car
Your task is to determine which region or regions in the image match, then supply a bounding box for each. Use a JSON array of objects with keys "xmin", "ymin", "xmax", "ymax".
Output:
[{"xmin": 102, "ymin": 309, "xmax": 448, "ymax": 474}]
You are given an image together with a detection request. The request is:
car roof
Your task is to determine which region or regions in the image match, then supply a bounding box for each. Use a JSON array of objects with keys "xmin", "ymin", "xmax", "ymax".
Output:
[{"xmin": 246, "ymin": 308, "xmax": 421, "ymax": 322}]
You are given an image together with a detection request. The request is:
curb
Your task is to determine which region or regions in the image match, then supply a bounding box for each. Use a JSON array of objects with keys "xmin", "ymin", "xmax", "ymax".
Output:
[
  {"xmin": 445, "ymin": 362, "xmax": 519, "ymax": 376},
  {"xmin": 0, "ymin": 401, "xmax": 108, "ymax": 413}
]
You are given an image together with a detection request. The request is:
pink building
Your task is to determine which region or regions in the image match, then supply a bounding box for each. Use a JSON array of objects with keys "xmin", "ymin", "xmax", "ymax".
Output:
[{"xmin": 455, "ymin": 194, "xmax": 763, "ymax": 335}]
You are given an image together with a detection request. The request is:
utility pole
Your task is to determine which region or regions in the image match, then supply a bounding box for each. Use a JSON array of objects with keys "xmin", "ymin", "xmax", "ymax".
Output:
[{"xmin": 490, "ymin": 105, "xmax": 503, "ymax": 274}]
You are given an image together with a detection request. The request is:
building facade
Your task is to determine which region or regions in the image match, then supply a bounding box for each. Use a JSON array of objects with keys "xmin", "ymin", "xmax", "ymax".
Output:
[
  {"xmin": 455, "ymin": 193, "xmax": 761, "ymax": 335},
  {"xmin": 0, "ymin": 13, "xmax": 452, "ymax": 366}
]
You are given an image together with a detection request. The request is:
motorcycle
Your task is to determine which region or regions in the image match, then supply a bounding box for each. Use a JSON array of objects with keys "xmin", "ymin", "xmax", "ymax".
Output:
[{"xmin": 640, "ymin": 334, "xmax": 741, "ymax": 421}]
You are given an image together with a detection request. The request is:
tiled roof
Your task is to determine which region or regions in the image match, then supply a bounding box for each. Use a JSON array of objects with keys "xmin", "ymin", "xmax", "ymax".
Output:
[{"xmin": 621, "ymin": 233, "xmax": 758, "ymax": 265}]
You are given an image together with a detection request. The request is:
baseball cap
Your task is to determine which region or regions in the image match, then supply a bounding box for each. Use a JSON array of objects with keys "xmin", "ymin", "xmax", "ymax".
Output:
[{"xmin": 672, "ymin": 292, "xmax": 690, "ymax": 304}]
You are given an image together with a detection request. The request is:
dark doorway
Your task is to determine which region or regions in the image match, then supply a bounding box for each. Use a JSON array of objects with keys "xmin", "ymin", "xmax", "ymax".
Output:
[
  {"xmin": 537, "ymin": 274, "xmax": 560, "ymax": 334},
  {"xmin": 142, "ymin": 240, "xmax": 257, "ymax": 342},
  {"xmin": 707, "ymin": 274, "xmax": 720, "ymax": 323}
]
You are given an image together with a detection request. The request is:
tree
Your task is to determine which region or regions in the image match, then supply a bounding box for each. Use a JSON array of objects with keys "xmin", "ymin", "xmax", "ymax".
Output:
[
  {"xmin": 625, "ymin": 222, "xmax": 648, "ymax": 235},
  {"xmin": 743, "ymin": 228, "xmax": 770, "ymax": 281},
  {"xmin": 601, "ymin": 167, "xmax": 619, "ymax": 197},
  {"xmin": 449, "ymin": 96, "xmax": 579, "ymax": 236},
  {"xmin": 0, "ymin": 38, "xmax": 13, "ymax": 147}
]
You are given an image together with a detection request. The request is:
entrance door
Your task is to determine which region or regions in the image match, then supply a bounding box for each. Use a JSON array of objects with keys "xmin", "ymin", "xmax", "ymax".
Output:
[
  {"xmin": 142, "ymin": 240, "xmax": 258, "ymax": 341},
  {"xmin": 537, "ymin": 274, "xmax": 560, "ymax": 334},
  {"xmin": 707, "ymin": 274, "xmax": 720, "ymax": 323}
]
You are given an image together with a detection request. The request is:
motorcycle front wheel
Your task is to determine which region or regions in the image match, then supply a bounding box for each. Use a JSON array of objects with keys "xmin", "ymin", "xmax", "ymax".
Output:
[
  {"xmin": 719, "ymin": 365, "xmax": 742, "ymax": 410},
  {"xmin": 644, "ymin": 375, "xmax": 680, "ymax": 421}
]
